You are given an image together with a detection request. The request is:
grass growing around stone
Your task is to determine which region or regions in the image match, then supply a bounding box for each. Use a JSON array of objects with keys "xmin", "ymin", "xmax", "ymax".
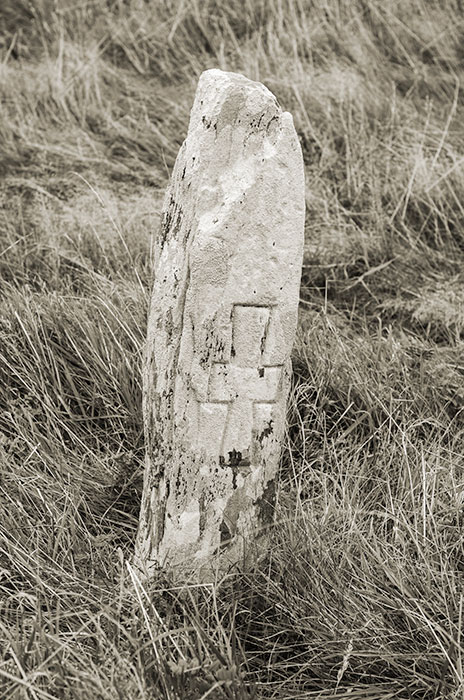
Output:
[{"xmin": 1, "ymin": 0, "xmax": 464, "ymax": 697}]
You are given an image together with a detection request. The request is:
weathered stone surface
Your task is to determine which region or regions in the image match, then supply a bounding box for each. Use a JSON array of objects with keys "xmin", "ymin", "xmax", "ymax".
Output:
[{"xmin": 135, "ymin": 69, "xmax": 305, "ymax": 579}]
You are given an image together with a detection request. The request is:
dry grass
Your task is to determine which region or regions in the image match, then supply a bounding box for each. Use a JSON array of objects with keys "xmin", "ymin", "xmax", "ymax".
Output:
[{"xmin": 1, "ymin": 0, "xmax": 464, "ymax": 697}]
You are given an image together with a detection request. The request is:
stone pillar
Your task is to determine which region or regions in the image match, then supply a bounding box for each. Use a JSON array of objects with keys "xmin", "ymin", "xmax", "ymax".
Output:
[{"xmin": 135, "ymin": 69, "xmax": 305, "ymax": 579}]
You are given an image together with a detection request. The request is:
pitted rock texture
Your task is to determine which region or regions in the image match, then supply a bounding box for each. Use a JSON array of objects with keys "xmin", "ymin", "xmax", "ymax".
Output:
[{"xmin": 135, "ymin": 69, "xmax": 305, "ymax": 579}]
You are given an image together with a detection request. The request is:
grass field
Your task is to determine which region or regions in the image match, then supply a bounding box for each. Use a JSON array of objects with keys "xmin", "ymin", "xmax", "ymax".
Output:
[{"xmin": 1, "ymin": 0, "xmax": 464, "ymax": 697}]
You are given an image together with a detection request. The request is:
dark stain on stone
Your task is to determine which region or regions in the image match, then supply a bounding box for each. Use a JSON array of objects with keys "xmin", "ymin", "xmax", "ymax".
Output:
[
  {"xmin": 155, "ymin": 496, "xmax": 166, "ymax": 546},
  {"xmin": 227, "ymin": 449, "xmax": 250, "ymax": 467},
  {"xmin": 198, "ymin": 317, "xmax": 220, "ymax": 369},
  {"xmin": 254, "ymin": 478, "xmax": 276, "ymax": 526},
  {"xmin": 257, "ymin": 419, "xmax": 274, "ymax": 445},
  {"xmin": 260, "ymin": 313, "xmax": 271, "ymax": 354},
  {"xmin": 220, "ymin": 518, "xmax": 232, "ymax": 547},
  {"xmin": 147, "ymin": 427, "xmax": 167, "ymax": 488},
  {"xmin": 142, "ymin": 489, "xmax": 153, "ymax": 537},
  {"xmin": 266, "ymin": 115, "xmax": 279, "ymax": 134},
  {"xmin": 220, "ymin": 449, "xmax": 251, "ymax": 489},
  {"xmin": 199, "ymin": 493, "xmax": 206, "ymax": 536},
  {"xmin": 165, "ymin": 308, "xmax": 174, "ymax": 342},
  {"xmin": 182, "ymin": 227, "xmax": 191, "ymax": 247},
  {"xmin": 215, "ymin": 338, "xmax": 225, "ymax": 359},
  {"xmin": 201, "ymin": 115, "xmax": 217, "ymax": 131},
  {"xmin": 258, "ymin": 367, "xmax": 264, "ymax": 378},
  {"xmin": 160, "ymin": 194, "xmax": 183, "ymax": 248}
]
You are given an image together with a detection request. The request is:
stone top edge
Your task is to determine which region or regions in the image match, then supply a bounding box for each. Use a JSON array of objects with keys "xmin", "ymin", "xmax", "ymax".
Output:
[{"xmin": 196, "ymin": 68, "xmax": 281, "ymax": 109}]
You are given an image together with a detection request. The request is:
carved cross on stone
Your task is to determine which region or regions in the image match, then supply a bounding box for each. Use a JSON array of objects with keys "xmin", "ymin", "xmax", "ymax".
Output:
[{"xmin": 197, "ymin": 304, "xmax": 282, "ymax": 471}]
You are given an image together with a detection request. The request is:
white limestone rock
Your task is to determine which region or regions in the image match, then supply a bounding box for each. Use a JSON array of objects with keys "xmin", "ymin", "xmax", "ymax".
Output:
[{"xmin": 135, "ymin": 69, "xmax": 305, "ymax": 579}]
